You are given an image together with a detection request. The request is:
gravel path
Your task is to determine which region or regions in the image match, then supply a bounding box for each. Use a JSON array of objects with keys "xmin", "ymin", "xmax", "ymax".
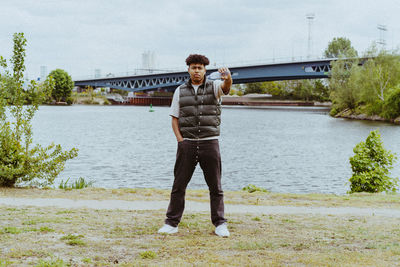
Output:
[{"xmin": 1, "ymin": 197, "xmax": 400, "ymax": 217}]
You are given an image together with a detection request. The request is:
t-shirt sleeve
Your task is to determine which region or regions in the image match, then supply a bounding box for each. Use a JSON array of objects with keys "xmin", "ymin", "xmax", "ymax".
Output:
[
  {"xmin": 169, "ymin": 87, "xmax": 180, "ymax": 118},
  {"xmin": 213, "ymin": 80, "xmax": 224, "ymax": 100}
]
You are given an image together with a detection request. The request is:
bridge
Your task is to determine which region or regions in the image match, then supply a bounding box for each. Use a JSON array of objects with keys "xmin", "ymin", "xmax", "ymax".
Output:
[{"xmin": 74, "ymin": 58, "xmax": 334, "ymax": 92}]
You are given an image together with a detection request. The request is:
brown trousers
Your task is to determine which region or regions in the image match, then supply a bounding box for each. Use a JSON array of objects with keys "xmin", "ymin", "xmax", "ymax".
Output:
[{"xmin": 165, "ymin": 139, "xmax": 226, "ymax": 227}]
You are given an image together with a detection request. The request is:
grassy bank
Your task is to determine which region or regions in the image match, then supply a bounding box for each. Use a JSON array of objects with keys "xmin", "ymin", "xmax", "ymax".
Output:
[
  {"xmin": 1, "ymin": 188, "xmax": 400, "ymax": 266},
  {"xmin": 71, "ymin": 92, "xmax": 110, "ymax": 105}
]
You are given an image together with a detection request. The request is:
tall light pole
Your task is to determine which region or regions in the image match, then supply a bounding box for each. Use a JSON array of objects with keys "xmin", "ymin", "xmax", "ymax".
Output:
[
  {"xmin": 306, "ymin": 13, "xmax": 315, "ymax": 59},
  {"xmin": 377, "ymin": 24, "xmax": 387, "ymax": 50}
]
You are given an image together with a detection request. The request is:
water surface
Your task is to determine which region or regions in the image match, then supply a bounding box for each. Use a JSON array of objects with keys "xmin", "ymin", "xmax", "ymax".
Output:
[{"xmin": 31, "ymin": 105, "xmax": 400, "ymax": 194}]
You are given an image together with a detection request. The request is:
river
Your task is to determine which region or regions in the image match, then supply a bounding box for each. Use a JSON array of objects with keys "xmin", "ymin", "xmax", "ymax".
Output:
[{"xmin": 31, "ymin": 105, "xmax": 400, "ymax": 195}]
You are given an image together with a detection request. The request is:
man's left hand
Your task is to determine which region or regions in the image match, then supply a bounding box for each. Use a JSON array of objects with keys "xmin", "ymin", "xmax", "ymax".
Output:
[
  {"xmin": 219, "ymin": 67, "xmax": 232, "ymax": 94},
  {"xmin": 218, "ymin": 67, "xmax": 231, "ymax": 80}
]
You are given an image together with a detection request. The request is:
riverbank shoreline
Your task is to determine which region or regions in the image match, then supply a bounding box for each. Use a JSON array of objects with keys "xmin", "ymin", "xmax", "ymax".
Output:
[
  {"xmin": 1, "ymin": 187, "xmax": 399, "ymax": 266},
  {"xmin": 221, "ymin": 96, "xmax": 332, "ymax": 107},
  {"xmin": 335, "ymin": 108, "xmax": 400, "ymax": 125}
]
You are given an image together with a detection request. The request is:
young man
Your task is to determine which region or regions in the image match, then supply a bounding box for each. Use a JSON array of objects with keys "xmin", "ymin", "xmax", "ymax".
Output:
[{"xmin": 158, "ymin": 54, "xmax": 232, "ymax": 237}]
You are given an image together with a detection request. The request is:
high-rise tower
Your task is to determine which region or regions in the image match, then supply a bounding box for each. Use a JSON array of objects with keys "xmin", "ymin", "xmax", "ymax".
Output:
[{"xmin": 306, "ymin": 13, "xmax": 315, "ymax": 59}]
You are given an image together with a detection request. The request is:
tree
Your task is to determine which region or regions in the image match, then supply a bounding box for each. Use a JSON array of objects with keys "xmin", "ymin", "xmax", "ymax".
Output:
[
  {"xmin": 313, "ymin": 79, "xmax": 330, "ymax": 101},
  {"xmin": 329, "ymin": 57, "xmax": 362, "ymax": 112},
  {"xmin": 49, "ymin": 69, "xmax": 74, "ymax": 102},
  {"xmin": 329, "ymin": 45, "xmax": 400, "ymax": 118},
  {"xmin": 229, "ymin": 84, "xmax": 244, "ymax": 96},
  {"xmin": 324, "ymin": 37, "xmax": 358, "ymax": 58},
  {"xmin": 0, "ymin": 33, "xmax": 78, "ymax": 187},
  {"xmin": 292, "ymin": 80, "xmax": 314, "ymax": 101},
  {"xmin": 349, "ymin": 130, "xmax": 398, "ymax": 193},
  {"xmin": 244, "ymin": 82, "xmax": 265, "ymax": 94},
  {"xmin": 244, "ymin": 81, "xmax": 283, "ymax": 96},
  {"xmin": 381, "ymin": 85, "xmax": 400, "ymax": 119},
  {"xmin": 359, "ymin": 50, "xmax": 400, "ymax": 104},
  {"xmin": 263, "ymin": 81, "xmax": 283, "ymax": 96},
  {"xmin": 242, "ymin": 80, "xmax": 329, "ymax": 101}
]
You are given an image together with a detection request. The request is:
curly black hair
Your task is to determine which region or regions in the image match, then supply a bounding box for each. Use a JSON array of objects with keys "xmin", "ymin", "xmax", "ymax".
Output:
[{"xmin": 185, "ymin": 54, "xmax": 210, "ymax": 66}]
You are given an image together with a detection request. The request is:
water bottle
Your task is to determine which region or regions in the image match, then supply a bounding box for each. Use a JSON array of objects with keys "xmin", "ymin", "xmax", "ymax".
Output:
[{"xmin": 208, "ymin": 71, "xmax": 222, "ymax": 80}]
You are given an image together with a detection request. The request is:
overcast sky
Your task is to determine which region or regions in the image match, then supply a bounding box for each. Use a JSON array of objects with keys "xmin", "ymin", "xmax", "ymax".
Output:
[{"xmin": 1, "ymin": 0, "xmax": 399, "ymax": 80}]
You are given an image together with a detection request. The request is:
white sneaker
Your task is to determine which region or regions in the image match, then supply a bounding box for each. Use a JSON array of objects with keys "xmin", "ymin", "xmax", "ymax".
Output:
[
  {"xmin": 158, "ymin": 224, "xmax": 178, "ymax": 234},
  {"xmin": 215, "ymin": 223, "xmax": 230, "ymax": 237}
]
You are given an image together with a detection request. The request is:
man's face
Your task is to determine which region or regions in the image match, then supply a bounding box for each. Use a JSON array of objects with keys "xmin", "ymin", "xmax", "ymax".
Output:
[{"xmin": 188, "ymin": 63, "xmax": 206, "ymax": 84}]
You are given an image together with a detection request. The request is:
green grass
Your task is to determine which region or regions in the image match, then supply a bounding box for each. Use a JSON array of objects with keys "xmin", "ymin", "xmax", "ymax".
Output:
[
  {"xmin": 60, "ymin": 234, "xmax": 86, "ymax": 246},
  {"xmin": 293, "ymin": 243, "xmax": 311, "ymax": 251},
  {"xmin": 1, "ymin": 227, "xmax": 22, "ymax": 234},
  {"xmin": 22, "ymin": 220, "xmax": 38, "ymax": 226},
  {"xmin": 1, "ymin": 205, "xmax": 400, "ymax": 266},
  {"xmin": 55, "ymin": 210, "xmax": 75, "ymax": 215},
  {"xmin": 35, "ymin": 258, "xmax": 66, "ymax": 267},
  {"xmin": 242, "ymin": 184, "xmax": 269, "ymax": 193},
  {"xmin": 233, "ymin": 240, "xmax": 274, "ymax": 250},
  {"xmin": 81, "ymin": 258, "xmax": 92, "ymax": 264},
  {"xmin": 0, "ymin": 259, "xmax": 13, "ymax": 267},
  {"xmin": 58, "ymin": 177, "xmax": 94, "ymax": 189},
  {"xmin": 282, "ymin": 218, "xmax": 296, "ymax": 223},
  {"xmin": 39, "ymin": 226, "xmax": 55, "ymax": 233},
  {"xmin": 1, "ymin": 226, "xmax": 55, "ymax": 235},
  {"xmin": 7, "ymin": 249, "xmax": 51, "ymax": 260},
  {"xmin": 139, "ymin": 250, "xmax": 157, "ymax": 259}
]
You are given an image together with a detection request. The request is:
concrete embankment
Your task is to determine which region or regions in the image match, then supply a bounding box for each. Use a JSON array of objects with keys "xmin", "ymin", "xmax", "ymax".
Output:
[{"xmin": 119, "ymin": 95, "xmax": 331, "ymax": 107}]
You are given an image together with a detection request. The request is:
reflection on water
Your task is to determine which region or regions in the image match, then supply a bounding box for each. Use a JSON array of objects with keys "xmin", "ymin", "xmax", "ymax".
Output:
[{"xmin": 31, "ymin": 105, "xmax": 400, "ymax": 194}]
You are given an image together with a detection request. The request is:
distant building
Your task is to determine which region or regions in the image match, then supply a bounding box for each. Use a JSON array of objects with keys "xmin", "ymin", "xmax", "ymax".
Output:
[
  {"xmin": 142, "ymin": 51, "xmax": 156, "ymax": 71},
  {"xmin": 40, "ymin": 66, "xmax": 47, "ymax": 81},
  {"xmin": 95, "ymin": 69, "xmax": 101, "ymax": 78}
]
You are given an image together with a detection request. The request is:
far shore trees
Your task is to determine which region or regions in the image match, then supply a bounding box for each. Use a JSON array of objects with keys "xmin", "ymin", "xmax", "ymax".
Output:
[
  {"xmin": 329, "ymin": 47, "xmax": 400, "ymax": 120},
  {"xmin": 48, "ymin": 69, "xmax": 74, "ymax": 103},
  {"xmin": 241, "ymin": 80, "xmax": 329, "ymax": 102},
  {"xmin": 324, "ymin": 37, "xmax": 358, "ymax": 58}
]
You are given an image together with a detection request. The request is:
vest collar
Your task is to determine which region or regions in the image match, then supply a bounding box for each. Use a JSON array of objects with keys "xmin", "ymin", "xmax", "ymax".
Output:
[{"xmin": 187, "ymin": 77, "xmax": 208, "ymax": 88}]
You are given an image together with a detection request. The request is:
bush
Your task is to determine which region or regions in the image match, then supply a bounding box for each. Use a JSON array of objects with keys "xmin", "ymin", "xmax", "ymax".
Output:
[
  {"xmin": 381, "ymin": 86, "xmax": 400, "ymax": 119},
  {"xmin": 329, "ymin": 107, "xmax": 339, "ymax": 117},
  {"xmin": 59, "ymin": 177, "xmax": 94, "ymax": 189},
  {"xmin": 66, "ymin": 97, "xmax": 73, "ymax": 105},
  {"xmin": 103, "ymin": 98, "xmax": 111, "ymax": 105},
  {"xmin": 0, "ymin": 33, "xmax": 78, "ymax": 187},
  {"xmin": 348, "ymin": 129, "xmax": 398, "ymax": 193},
  {"xmin": 364, "ymin": 101, "xmax": 383, "ymax": 116},
  {"xmin": 242, "ymin": 184, "xmax": 269, "ymax": 193}
]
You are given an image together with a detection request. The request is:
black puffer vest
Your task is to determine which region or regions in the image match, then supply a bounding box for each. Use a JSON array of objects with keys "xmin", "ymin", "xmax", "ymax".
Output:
[{"xmin": 179, "ymin": 79, "xmax": 221, "ymax": 139}]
